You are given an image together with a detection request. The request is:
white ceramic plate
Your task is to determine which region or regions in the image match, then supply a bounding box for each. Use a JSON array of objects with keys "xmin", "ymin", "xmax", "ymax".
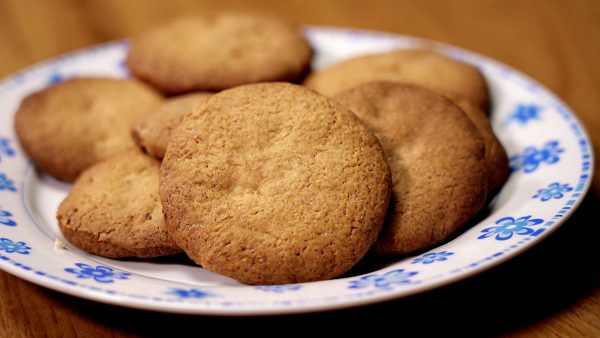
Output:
[{"xmin": 0, "ymin": 27, "xmax": 593, "ymax": 315}]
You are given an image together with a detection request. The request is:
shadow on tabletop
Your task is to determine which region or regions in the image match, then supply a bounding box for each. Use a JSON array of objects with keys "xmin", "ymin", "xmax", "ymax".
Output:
[{"xmin": 44, "ymin": 191, "xmax": 599, "ymax": 337}]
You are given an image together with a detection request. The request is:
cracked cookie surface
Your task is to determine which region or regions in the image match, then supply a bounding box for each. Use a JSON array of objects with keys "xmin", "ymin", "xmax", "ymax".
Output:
[
  {"xmin": 132, "ymin": 92, "xmax": 212, "ymax": 159},
  {"xmin": 305, "ymin": 49, "xmax": 490, "ymax": 111},
  {"xmin": 335, "ymin": 82, "xmax": 487, "ymax": 255},
  {"xmin": 160, "ymin": 82, "xmax": 391, "ymax": 284},
  {"xmin": 126, "ymin": 13, "xmax": 312, "ymax": 94},
  {"xmin": 57, "ymin": 149, "xmax": 180, "ymax": 258},
  {"xmin": 14, "ymin": 77, "xmax": 163, "ymax": 181}
]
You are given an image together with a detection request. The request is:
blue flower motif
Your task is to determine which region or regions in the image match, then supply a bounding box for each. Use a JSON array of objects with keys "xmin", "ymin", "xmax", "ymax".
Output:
[
  {"xmin": 0, "ymin": 238, "xmax": 31, "ymax": 254},
  {"xmin": 533, "ymin": 182, "xmax": 573, "ymax": 201},
  {"xmin": 478, "ymin": 215, "xmax": 544, "ymax": 241},
  {"xmin": 0, "ymin": 208, "xmax": 16, "ymax": 226},
  {"xmin": 348, "ymin": 269, "xmax": 418, "ymax": 290},
  {"xmin": 510, "ymin": 140, "xmax": 564, "ymax": 173},
  {"xmin": 0, "ymin": 173, "xmax": 17, "ymax": 192},
  {"xmin": 411, "ymin": 251, "xmax": 454, "ymax": 264},
  {"xmin": 48, "ymin": 72, "xmax": 66, "ymax": 85},
  {"xmin": 168, "ymin": 288, "xmax": 214, "ymax": 299},
  {"xmin": 508, "ymin": 104, "xmax": 541, "ymax": 125},
  {"xmin": 65, "ymin": 263, "xmax": 131, "ymax": 283},
  {"xmin": 255, "ymin": 284, "xmax": 303, "ymax": 293},
  {"xmin": 0, "ymin": 137, "xmax": 15, "ymax": 161}
]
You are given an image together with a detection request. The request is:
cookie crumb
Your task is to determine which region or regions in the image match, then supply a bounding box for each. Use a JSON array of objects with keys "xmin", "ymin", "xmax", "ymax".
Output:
[{"xmin": 54, "ymin": 239, "xmax": 67, "ymax": 250}]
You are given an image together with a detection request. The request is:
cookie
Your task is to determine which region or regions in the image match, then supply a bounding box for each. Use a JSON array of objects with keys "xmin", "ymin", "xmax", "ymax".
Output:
[
  {"xmin": 160, "ymin": 82, "xmax": 391, "ymax": 284},
  {"xmin": 57, "ymin": 149, "xmax": 180, "ymax": 258},
  {"xmin": 449, "ymin": 95, "xmax": 509, "ymax": 193},
  {"xmin": 132, "ymin": 92, "xmax": 212, "ymax": 159},
  {"xmin": 14, "ymin": 77, "xmax": 163, "ymax": 181},
  {"xmin": 126, "ymin": 13, "xmax": 312, "ymax": 94},
  {"xmin": 334, "ymin": 82, "xmax": 487, "ymax": 255},
  {"xmin": 305, "ymin": 49, "xmax": 490, "ymax": 111}
]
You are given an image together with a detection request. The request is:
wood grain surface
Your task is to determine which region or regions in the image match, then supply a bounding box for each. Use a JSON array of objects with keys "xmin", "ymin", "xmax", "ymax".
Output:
[{"xmin": 0, "ymin": 0, "xmax": 599, "ymax": 337}]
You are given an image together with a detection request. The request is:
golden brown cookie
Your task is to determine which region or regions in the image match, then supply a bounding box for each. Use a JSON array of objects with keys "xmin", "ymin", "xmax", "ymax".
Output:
[
  {"xmin": 57, "ymin": 149, "xmax": 180, "ymax": 258},
  {"xmin": 305, "ymin": 49, "xmax": 490, "ymax": 111},
  {"xmin": 132, "ymin": 92, "xmax": 212, "ymax": 159},
  {"xmin": 126, "ymin": 13, "xmax": 312, "ymax": 94},
  {"xmin": 448, "ymin": 95, "xmax": 509, "ymax": 193},
  {"xmin": 160, "ymin": 82, "xmax": 391, "ymax": 284},
  {"xmin": 334, "ymin": 82, "xmax": 487, "ymax": 255},
  {"xmin": 14, "ymin": 77, "xmax": 163, "ymax": 181}
]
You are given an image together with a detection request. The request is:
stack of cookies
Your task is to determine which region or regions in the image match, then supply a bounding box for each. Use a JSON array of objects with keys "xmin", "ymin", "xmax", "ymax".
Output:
[{"xmin": 14, "ymin": 12, "xmax": 508, "ymax": 285}]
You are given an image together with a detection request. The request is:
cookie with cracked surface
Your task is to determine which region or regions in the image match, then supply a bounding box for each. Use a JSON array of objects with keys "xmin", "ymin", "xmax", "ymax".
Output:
[
  {"xmin": 126, "ymin": 13, "xmax": 312, "ymax": 94},
  {"xmin": 14, "ymin": 77, "xmax": 163, "ymax": 181},
  {"xmin": 160, "ymin": 82, "xmax": 391, "ymax": 284},
  {"xmin": 334, "ymin": 82, "xmax": 487, "ymax": 255},
  {"xmin": 57, "ymin": 149, "xmax": 180, "ymax": 258},
  {"xmin": 449, "ymin": 94, "xmax": 509, "ymax": 193},
  {"xmin": 305, "ymin": 49, "xmax": 490, "ymax": 112},
  {"xmin": 132, "ymin": 92, "xmax": 212, "ymax": 159}
]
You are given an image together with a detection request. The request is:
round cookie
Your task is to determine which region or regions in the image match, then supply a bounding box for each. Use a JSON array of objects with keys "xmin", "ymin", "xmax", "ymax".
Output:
[
  {"xmin": 126, "ymin": 13, "xmax": 312, "ymax": 94},
  {"xmin": 57, "ymin": 149, "xmax": 181, "ymax": 258},
  {"xmin": 14, "ymin": 77, "xmax": 163, "ymax": 181},
  {"xmin": 160, "ymin": 82, "xmax": 391, "ymax": 284},
  {"xmin": 334, "ymin": 82, "xmax": 487, "ymax": 255},
  {"xmin": 132, "ymin": 92, "xmax": 212, "ymax": 159},
  {"xmin": 448, "ymin": 94, "xmax": 509, "ymax": 193},
  {"xmin": 305, "ymin": 49, "xmax": 490, "ymax": 111}
]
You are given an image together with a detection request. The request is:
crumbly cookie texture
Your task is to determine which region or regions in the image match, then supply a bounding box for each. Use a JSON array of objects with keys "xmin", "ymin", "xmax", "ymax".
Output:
[
  {"xmin": 334, "ymin": 82, "xmax": 487, "ymax": 255},
  {"xmin": 57, "ymin": 149, "xmax": 180, "ymax": 258},
  {"xmin": 127, "ymin": 13, "xmax": 312, "ymax": 94},
  {"xmin": 14, "ymin": 77, "xmax": 163, "ymax": 181},
  {"xmin": 160, "ymin": 82, "xmax": 391, "ymax": 284},
  {"xmin": 132, "ymin": 92, "xmax": 212, "ymax": 159},
  {"xmin": 306, "ymin": 49, "xmax": 490, "ymax": 111}
]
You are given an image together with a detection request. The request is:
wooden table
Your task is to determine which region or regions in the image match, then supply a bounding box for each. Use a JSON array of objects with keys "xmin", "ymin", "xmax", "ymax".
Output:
[{"xmin": 1, "ymin": 0, "xmax": 598, "ymax": 336}]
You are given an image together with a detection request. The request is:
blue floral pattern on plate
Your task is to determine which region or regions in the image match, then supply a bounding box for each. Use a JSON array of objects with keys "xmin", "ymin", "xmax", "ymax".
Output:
[
  {"xmin": 0, "ymin": 208, "xmax": 16, "ymax": 226},
  {"xmin": 478, "ymin": 216, "xmax": 544, "ymax": 241},
  {"xmin": 508, "ymin": 104, "xmax": 541, "ymax": 125},
  {"xmin": 348, "ymin": 269, "xmax": 418, "ymax": 290},
  {"xmin": 255, "ymin": 284, "xmax": 303, "ymax": 293},
  {"xmin": 0, "ymin": 137, "xmax": 15, "ymax": 161},
  {"xmin": 510, "ymin": 140, "xmax": 564, "ymax": 173},
  {"xmin": 168, "ymin": 288, "xmax": 214, "ymax": 299},
  {"xmin": 65, "ymin": 263, "xmax": 131, "ymax": 283},
  {"xmin": 411, "ymin": 251, "xmax": 454, "ymax": 264},
  {"xmin": 0, "ymin": 173, "xmax": 16, "ymax": 192},
  {"xmin": 0, "ymin": 238, "xmax": 31, "ymax": 254},
  {"xmin": 47, "ymin": 72, "xmax": 66, "ymax": 85},
  {"xmin": 532, "ymin": 182, "xmax": 573, "ymax": 201}
]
